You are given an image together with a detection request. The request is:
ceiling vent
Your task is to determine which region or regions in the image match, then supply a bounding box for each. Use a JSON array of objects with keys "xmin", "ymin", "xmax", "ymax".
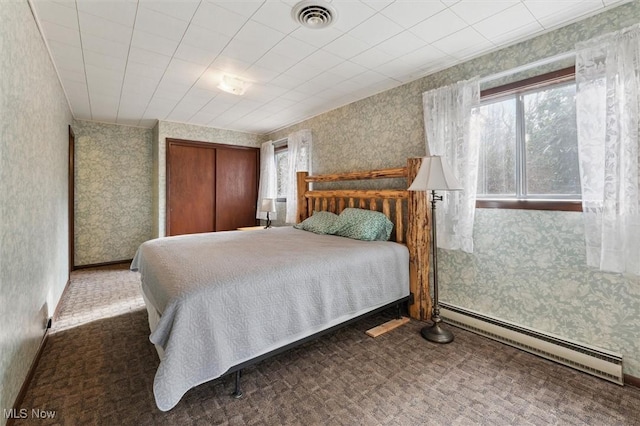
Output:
[{"xmin": 291, "ymin": 1, "xmax": 337, "ymax": 29}]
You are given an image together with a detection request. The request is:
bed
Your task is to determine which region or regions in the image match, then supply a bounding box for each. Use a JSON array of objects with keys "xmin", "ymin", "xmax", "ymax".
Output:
[{"xmin": 130, "ymin": 158, "xmax": 432, "ymax": 411}]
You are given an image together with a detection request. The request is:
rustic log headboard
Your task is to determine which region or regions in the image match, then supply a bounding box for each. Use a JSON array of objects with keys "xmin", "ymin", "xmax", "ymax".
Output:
[{"xmin": 296, "ymin": 158, "xmax": 431, "ymax": 321}]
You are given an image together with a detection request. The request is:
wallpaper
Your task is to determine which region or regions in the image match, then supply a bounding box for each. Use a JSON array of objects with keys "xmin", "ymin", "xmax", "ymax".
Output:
[
  {"xmin": 0, "ymin": 0, "xmax": 73, "ymax": 419},
  {"xmin": 439, "ymin": 210, "xmax": 640, "ymax": 376},
  {"xmin": 153, "ymin": 121, "xmax": 261, "ymax": 237},
  {"xmin": 266, "ymin": 2, "xmax": 640, "ymax": 378},
  {"xmin": 73, "ymin": 120, "xmax": 153, "ymax": 266}
]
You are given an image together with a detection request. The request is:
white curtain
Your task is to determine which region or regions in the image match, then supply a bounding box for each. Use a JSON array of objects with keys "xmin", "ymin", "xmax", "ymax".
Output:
[
  {"xmin": 256, "ymin": 140, "xmax": 276, "ymax": 220},
  {"xmin": 423, "ymin": 77, "xmax": 480, "ymax": 253},
  {"xmin": 285, "ymin": 129, "xmax": 312, "ymax": 224},
  {"xmin": 575, "ymin": 24, "xmax": 640, "ymax": 275}
]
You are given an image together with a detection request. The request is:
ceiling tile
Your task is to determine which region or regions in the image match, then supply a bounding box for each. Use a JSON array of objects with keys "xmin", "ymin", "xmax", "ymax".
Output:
[
  {"xmin": 359, "ymin": 0, "xmax": 394, "ymax": 11},
  {"xmin": 214, "ymin": 0, "xmax": 265, "ymax": 18},
  {"xmin": 410, "ymin": 9, "xmax": 468, "ymax": 43},
  {"xmin": 40, "ymin": 20, "xmax": 81, "ymax": 47},
  {"xmin": 83, "ymin": 50, "xmax": 127, "ymax": 73},
  {"xmin": 131, "ymin": 30, "xmax": 179, "ymax": 57},
  {"xmin": 483, "ymin": 20, "xmax": 543, "ymax": 46},
  {"xmin": 254, "ymin": 51, "xmax": 300, "ymax": 73},
  {"xmin": 222, "ymin": 38, "xmax": 272, "ymax": 64},
  {"xmin": 181, "ymin": 25, "xmax": 231, "ymax": 52},
  {"xmin": 320, "ymin": 34, "xmax": 370, "ymax": 59},
  {"xmin": 127, "ymin": 47, "xmax": 171, "ymax": 69},
  {"xmin": 282, "ymin": 61, "xmax": 323, "ymax": 81},
  {"xmin": 450, "ymin": 0, "xmax": 520, "ymax": 25},
  {"xmin": 330, "ymin": 1, "xmax": 377, "ymax": 32},
  {"xmin": 474, "ymin": 3, "xmax": 542, "ymax": 42},
  {"xmin": 78, "ymin": 12, "xmax": 133, "ymax": 44},
  {"xmin": 350, "ymin": 47, "xmax": 396, "ymax": 69},
  {"xmin": 81, "ymin": 33, "xmax": 129, "ymax": 59},
  {"xmin": 138, "ymin": 0, "xmax": 200, "ymax": 22},
  {"xmin": 328, "ymin": 60, "xmax": 368, "ymax": 78},
  {"xmin": 163, "ymin": 59, "xmax": 206, "ymax": 85},
  {"xmin": 348, "ymin": 13, "xmax": 403, "ymax": 47},
  {"xmin": 375, "ymin": 30, "xmax": 427, "ymax": 58},
  {"xmin": 209, "ymin": 56, "xmax": 252, "ymax": 75},
  {"xmin": 135, "ymin": 6, "xmax": 190, "ymax": 41},
  {"xmin": 122, "ymin": 74, "xmax": 160, "ymax": 96},
  {"xmin": 432, "ymin": 27, "xmax": 494, "ymax": 60},
  {"xmin": 400, "ymin": 44, "xmax": 452, "ymax": 67},
  {"xmin": 174, "ymin": 43, "xmax": 221, "ymax": 67},
  {"xmin": 269, "ymin": 72, "xmax": 307, "ymax": 90},
  {"xmin": 76, "ymin": 0, "xmax": 137, "ymax": 27},
  {"xmin": 244, "ymin": 64, "xmax": 280, "ymax": 83},
  {"xmin": 269, "ymin": 36, "xmax": 317, "ymax": 61},
  {"xmin": 59, "ymin": 69, "xmax": 86, "ymax": 85},
  {"xmin": 380, "ymin": 0, "xmax": 447, "ymax": 27},
  {"xmin": 300, "ymin": 50, "xmax": 343, "ymax": 73},
  {"xmin": 47, "ymin": 40, "xmax": 84, "ymax": 73},
  {"xmin": 289, "ymin": 26, "xmax": 343, "ymax": 48},
  {"xmin": 153, "ymin": 80, "xmax": 191, "ymax": 101},
  {"xmin": 34, "ymin": 1, "xmax": 79, "ymax": 30},
  {"xmin": 524, "ymin": 0, "xmax": 604, "ymax": 29},
  {"xmin": 32, "ymin": 0, "xmax": 621, "ymax": 133},
  {"xmin": 251, "ymin": 1, "xmax": 301, "ymax": 34},
  {"xmin": 191, "ymin": 2, "xmax": 249, "ymax": 38},
  {"xmin": 234, "ymin": 20, "xmax": 286, "ymax": 46}
]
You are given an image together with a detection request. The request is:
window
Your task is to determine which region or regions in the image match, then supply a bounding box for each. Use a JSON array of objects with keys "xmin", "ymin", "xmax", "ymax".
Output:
[
  {"xmin": 475, "ymin": 67, "xmax": 582, "ymax": 211},
  {"xmin": 274, "ymin": 142, "xmax": 288, "ymax": 202}
]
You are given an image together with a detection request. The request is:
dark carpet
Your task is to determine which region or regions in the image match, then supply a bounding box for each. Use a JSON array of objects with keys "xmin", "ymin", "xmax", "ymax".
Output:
[{"xmin": 14, "ymin": 265, "xmax": 640, "ymax": 425}]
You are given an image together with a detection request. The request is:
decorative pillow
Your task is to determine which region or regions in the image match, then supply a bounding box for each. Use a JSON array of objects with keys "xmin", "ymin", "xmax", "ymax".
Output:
[
  {"xmin": 333, "ymin": 208, "xmax": 394, "ymax": 241},
  {"xmin": 293, "ymin": 211, "xmax": 339, "ymax": 235}
]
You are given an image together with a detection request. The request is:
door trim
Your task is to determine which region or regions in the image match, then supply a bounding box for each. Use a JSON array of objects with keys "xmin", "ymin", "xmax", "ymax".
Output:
[{"xmin": 68, "ymin": 125, "xmax": 75, "ymax": 273}]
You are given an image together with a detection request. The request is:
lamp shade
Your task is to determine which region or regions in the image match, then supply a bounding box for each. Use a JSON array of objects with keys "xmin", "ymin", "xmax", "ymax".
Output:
[
  {"xmin": 260, "ymin": 198, "xmax": 277, "ymax": 213},
  {"xmin": 408, "ymin": 156, "xmax": 462, "ymax": 192}
]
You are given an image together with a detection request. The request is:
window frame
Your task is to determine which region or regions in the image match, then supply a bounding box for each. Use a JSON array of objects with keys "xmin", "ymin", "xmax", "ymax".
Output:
[
  {"xmin": 475, "ymin": 66, "xmax": 582, "ymax": 212},
  {"xmin": 273, "ymin": 139, "xmax": 288, "ymax": 203}
]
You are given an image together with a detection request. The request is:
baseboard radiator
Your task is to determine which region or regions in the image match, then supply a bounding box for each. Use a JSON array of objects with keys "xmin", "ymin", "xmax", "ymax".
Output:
[{"xmin": 439, "ymin": 303, "xmax": 624, "ymax": 385}]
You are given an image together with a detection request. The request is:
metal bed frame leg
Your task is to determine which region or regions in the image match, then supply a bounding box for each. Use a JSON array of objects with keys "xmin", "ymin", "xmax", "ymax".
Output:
[
  {"xmin": 232, "ymin": 370, "xmax": 243, "ymax": 399},
  {"xmin": 396, "ymin": 303, "xmax": 402, "ymax": 320}
]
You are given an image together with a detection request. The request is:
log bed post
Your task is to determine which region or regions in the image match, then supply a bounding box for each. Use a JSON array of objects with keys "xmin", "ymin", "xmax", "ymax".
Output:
[
  {"xmin": 406, "ymin": 157, "xmax": 431, "ymax": 321},
  {"xmin": 297, "ymin": 171, "xmax": 309, "ymax": 223}
]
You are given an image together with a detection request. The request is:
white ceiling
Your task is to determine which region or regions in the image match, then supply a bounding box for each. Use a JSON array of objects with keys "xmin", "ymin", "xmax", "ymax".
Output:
[{"xmin": 33, "ymin": 0, "xmax": 629, "ymax": 134}]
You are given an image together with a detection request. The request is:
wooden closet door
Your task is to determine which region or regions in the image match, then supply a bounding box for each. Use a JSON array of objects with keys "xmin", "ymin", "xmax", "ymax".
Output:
[
  {"xmin": 167, "ymin": 143, "xmax": 216, "ymax": 236},
  {"xmin": 215, "ymin": 147, "xmax": 258, "ymax": 231}
]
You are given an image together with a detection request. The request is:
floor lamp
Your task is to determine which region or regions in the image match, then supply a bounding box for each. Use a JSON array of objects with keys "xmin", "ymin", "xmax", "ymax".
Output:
[{"xmin": 408, "ymin": 156, "xmax": 462, "ymax": 344}]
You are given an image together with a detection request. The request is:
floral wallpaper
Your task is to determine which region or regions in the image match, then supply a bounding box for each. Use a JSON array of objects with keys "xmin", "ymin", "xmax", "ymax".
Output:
[
  {"xmin": 73, "ymin": 120, "xmax": 153, "ymax": 266},
  {"xmin": 266, "ymin": 2, "xmax": 640, "ymax": 377},
  {"xmin": 153, "ymin": 121, "xmax": 261, "ymax": 237},
  {"xmin": 1, "ymin": 0, "xmax": 73, "ymax": 416},
  {"xmin": 439, "ymin": 209, "xmax": 640, "ymax": 377}
]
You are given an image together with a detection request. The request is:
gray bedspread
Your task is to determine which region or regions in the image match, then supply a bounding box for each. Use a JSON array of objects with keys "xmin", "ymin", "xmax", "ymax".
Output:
[{"xmin": 130, "ymin": 226, "xmax": 409, "ymax": 411}]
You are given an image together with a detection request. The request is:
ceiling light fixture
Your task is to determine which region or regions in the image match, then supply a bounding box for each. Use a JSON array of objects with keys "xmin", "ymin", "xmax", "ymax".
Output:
[
  {"xmin": 218, "ymin": 74, "xmax": 249, "ymax": 96},
  {"xmin": 291, "ymin": 0, "xmax": 337, "ymax": 29}
]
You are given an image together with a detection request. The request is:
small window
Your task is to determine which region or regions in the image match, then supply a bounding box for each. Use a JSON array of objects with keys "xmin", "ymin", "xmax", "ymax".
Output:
[
  {"xmin": 274, "ymin": 143, "xmax": 288, "ymax": 202},
  {"xmin": 475, "ymin": 67, "xmax": 582, "ymax": 211}
]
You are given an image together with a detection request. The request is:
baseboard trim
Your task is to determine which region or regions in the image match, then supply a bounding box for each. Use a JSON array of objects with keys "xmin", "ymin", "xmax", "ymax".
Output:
[
  {"xmin": 7, "ymin": 332, "xmax": 49, "ymax": 426},
  {"xmin": 625, "ymin": 374, "xmax": 640, "ymax": 388},
  {"xmin": 74, "ymin": 259, "xmax": 132, "ymax": 270}
]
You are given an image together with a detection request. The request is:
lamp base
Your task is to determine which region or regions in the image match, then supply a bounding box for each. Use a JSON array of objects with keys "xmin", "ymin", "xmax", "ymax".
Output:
[{"xmin": 420, "ymin": 322, "xmax": 454, "ymax": 344}]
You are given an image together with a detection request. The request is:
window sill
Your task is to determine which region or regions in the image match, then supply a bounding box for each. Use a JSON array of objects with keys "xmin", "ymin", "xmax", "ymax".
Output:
[{"xmin": 476, "ymin": 199, "xmax": 582, "ymax": 212}]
